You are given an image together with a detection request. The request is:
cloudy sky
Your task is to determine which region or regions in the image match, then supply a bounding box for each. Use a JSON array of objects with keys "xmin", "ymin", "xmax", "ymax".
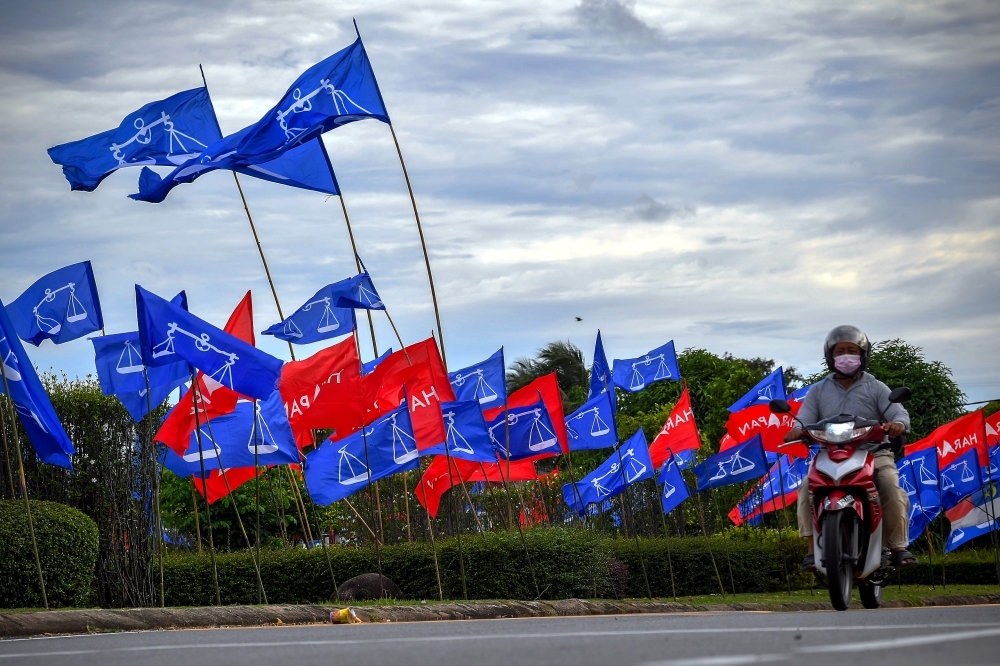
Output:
[{"xmin": 1, "ymin": 0, "xmax": 998, "ymax": 401}]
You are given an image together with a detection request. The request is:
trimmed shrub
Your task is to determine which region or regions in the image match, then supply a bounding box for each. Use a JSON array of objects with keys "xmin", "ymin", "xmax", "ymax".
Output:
[{"xmin": 0, "ymin": 500, "xmax": 99, "ymax": 608}]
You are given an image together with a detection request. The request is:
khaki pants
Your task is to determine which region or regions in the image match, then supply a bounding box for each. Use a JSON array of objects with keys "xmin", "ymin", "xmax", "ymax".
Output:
[{"xmin": 797, "ymin": 450, "xmax": 909, "ymax": 550}]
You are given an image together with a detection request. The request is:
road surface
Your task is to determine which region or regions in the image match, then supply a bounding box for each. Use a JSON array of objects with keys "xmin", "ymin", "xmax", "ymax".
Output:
[{"xmin": 1, "ymin": 604, "xmax": 998, "ymax": 666}]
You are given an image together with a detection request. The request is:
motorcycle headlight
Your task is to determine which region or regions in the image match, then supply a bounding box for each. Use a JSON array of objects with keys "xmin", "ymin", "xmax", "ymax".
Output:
[
  {"xmin": 808, "ymin": 429, "xmax": 828, "ymax": 442},
  {"xmin": 824, "ymin": 422, "xmax": 872, "ymax": 444}
]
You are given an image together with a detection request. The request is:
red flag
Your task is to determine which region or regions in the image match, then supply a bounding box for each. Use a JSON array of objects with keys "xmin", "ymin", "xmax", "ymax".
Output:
[
  {"xmin": 986, "ymin": 411, "xmax": 1000, "ymax": 447},
  {"xmin": 937, "ymin": 411, "xmax": 989, "ymax": 467},
  {"xmin": 719, "ymin": 432, "xmax": 738, "ymax": 452},
  {"xmin": 415, "ymin": 455, "xmax": 474, "ymax": 518},
  {"xmin": 484, "ymin": 373, "xmax": 568, "ymax": 454},
  {"xmin": 278, "ymin": 337, "xmax": 362, "ymax": 447},
  {"xmin": 725, "ymin": 401, "xmax": 805, "ymax": 458},
  {"xmin": 193, "ymin": 466, "xmax": 262, "ymax": 504},
  {"xmin": 649, "ymin": 386, "xmax": 700, "ymax": 468},
  {"xmin": 154, "ymin": 292, "xmax": 254, "ymax": 455}
]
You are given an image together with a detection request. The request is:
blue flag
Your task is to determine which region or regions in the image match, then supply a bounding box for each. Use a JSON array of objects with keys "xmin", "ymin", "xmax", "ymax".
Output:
[
  {"xmin": 135, "ymin": 286, "xmax": 283, "ymax": 400},
  {"xmin": 611, "ymin": 340, "xmax": 680, "ymax": 393},
  {"xmin": 233, "ymin": 36, "xmax": 390, "ymax": 165},
  {"xmin": 673, "ymin": 448, "xmax": 697, "ymax": 470},
  {"xmin": 363, "ymin": 348, "xmax": 393, "ymax": 375},
  {"xmin": 940, "ymin": 448, "xmax": 981, "ymax": 510},
  {"xmin": 898, "ymin": 454, "xmax": 941, "ymax": 544},
  {"xmin": 565, "ymin": 392, "xmax": 617, "ymax": 451},
  {"xmin": 423, "ymin": 400, "xmax": 498, "ymax": 462},
  {"xmin": 161, "ymin": 391, "xmax": 300, "ymax": 475},
  {"xmin": 729, "ymin": 368, "xmax": 786, "ymax": 413},
  {"xmin": 658, "ymin": 453, "xmax": 690, "ymax": 516},
  {"xmin": 328, "ymin": 272, "xmax": 385, "ymax": 311},
  {"xmin": 7, "ymin": 261, "xmax": 103, "ymax": 346},
  {"xmin": 91, "ymin": 332, "xmax": 189, "ymax": 422},
  {"xmin": 789, "ymin": 382, "xmax": 815, "ymax": 404},
  {"xmin": 449, "ymin": 348, "xmax": 506, "ymax": 407},
  {"xmin": 562, "ymin": 429, "xmax": 654, "ymax": 516},
  {"xmin": 47, "ymin": 87, "xmax": 221, "ymax": 191},
  {"xmin": 304, "ymin": 405, "xmax": 420, "ymax": 505},
  {"xmin": 945, "ymin": 484, "xmax": 1000, "ymax": 552},
  {"xmin": 693, "ymin": 434, "xmax": 767, "ymax": 491},
  {"xmin": 488, "ymin": 399, "xmax": 561, "ymax": 460},
  {"xmin": 0, "ymin": 299, "xmax": 75, "ymax": 469},
  {"xmin": 261, "ymin": 283, "xmax": 356, "ymax": 344},
  {"xmin": 130, "ymin": 129, "xmax": 340, "ymax": 203},
  {"xmin": 589, "ymin": 331, "xmax": 612, "ymax": 401}
]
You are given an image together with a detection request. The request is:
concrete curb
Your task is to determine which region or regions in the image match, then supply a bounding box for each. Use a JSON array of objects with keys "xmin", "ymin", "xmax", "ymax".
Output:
[{"xmin": 2, "ymin": 595, "xmax": 999, "ymax": 638}]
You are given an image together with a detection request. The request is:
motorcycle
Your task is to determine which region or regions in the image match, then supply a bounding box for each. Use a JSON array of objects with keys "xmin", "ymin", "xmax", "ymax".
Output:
[{"xmin": 770, "ymin": 386, "xmax": 911, "ymax": 611}]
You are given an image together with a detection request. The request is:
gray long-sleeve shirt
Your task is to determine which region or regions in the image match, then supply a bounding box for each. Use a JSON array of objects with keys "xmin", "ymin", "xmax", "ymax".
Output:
[{"xmin": 795, "ymin": 372, "xmax": 910, "ymax": 432}]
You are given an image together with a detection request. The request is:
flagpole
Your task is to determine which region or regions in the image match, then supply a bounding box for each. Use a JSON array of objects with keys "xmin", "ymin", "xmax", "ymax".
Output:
[
  {"xmin": 695, "ymin": 490, "xmax": 726, "ymax": 597},
  {"xmin": 763, "ymin": 456, "xmax": 792, "ymax": 596},
  {"xmin": 190, "ymin": 482, "xmax": 203, "ymax": 554},
  {"xmin": 501, "ymin": 407, "xmax": 540, "ymax": 599},
  {"xmin": 143, "ymin": 372, "xmax": 165, "ymax": 607},
  {"xmin": 0, "ymin": 384, "xmax": 47, "ymax": 609},
  {"xmin": 298, "ymin": 447, "xmax": 340, "ymax": 602},
  {"xmin": 0, "ymin": 403, "xmax": 15, "ymax": 499},
  {"xmin": 334, "ymin": 190, "xmax": 379, "ymax": 358},
  {"xmin": 187, "ymin": 375, "xmax": 221, "ymax": 605}
]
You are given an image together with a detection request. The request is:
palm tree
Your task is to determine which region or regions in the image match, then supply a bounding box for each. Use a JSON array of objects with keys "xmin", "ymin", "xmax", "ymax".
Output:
[{"xmin": 507, "ymin": 340, "xmax": 588, "ymax": 395}]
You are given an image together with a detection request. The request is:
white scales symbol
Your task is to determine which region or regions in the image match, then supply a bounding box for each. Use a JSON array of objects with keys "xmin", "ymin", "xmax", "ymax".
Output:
[
  {"xmin": 152, "ymin": 322, "xmax": 239, "ymax": 390},
  {"xmin": 756, "ymin": 384, "xmax": 776, "ymax": 402},
  {"xmin": 917, "ymin": 457, "xmax": 938, "ymax": 486},
  {"xmin": 443, "ymin": 409, "xmax": 475, "ymax": 456},
  {"xmin": 508, "ymin": 407, "xmax": 558, "ymax": 452},
  {"xmin": 450, "ymin": 367, "xmax": 499, "ymax": 405},
  {"xmin": 183, "ymin": 427, "xmax": 223, "ymax": 463},
  {"xmin": 283, "ymin": 297, "xmax": 342, "ymax": 339},
  {"xmin": 32, "ymin": 282, "xmax": 89, "ymax": 336},
  {"xmin": 940, "ymin": 460, "xmax": 975, "ymax": 491},
  {"xmin": 384, "ymin": 412, "xmax": 418, "ymax": 465},
  {"xmin": 14, "ymin": 404, "xmax": 48, "ymax": 432},
  {"xmin": 248, "ymin": 402, "xmax": 279, "ymax": 455},
  {"xmin": 275, "ymin": 79, "xmax": 374, "ymax": 143},
  {"xmin": 355, "ymin": 281, "xmax": 382, "ymax": 310},
  {"xmin": 0, "ymin": 337, "xmax": 22, "ymax": 382},
  {"xmin": 628, "ymin": 354, "xmax": 672, "ymax": 391},
  {"xmin": 116, "ymin": 340, "xmax": 145, "ymax": 375},
  {"xmin": 661, "ymin": 460, "xmax": 678, "ymax": 500},
  {"xmin": 591, "ymin": 448, "xmax": 647, "ymax": 497},
  {"xmin": 709, "ymin": 450, "xmax": 756, "ymax": 482},
  {"xmin": 337, "ymin": 441, "xmax": 369, "ymax": 486},
  {"xmin": 900, "ymin": 466, "xmax": 917, "ymax": 496},
  {"xmin": 565, "ymin": 406, "xmax": 610, "ymax": 440},
  {"xmin": 110, "ymin": 112, "xmax": 209, "ymax": 167}
]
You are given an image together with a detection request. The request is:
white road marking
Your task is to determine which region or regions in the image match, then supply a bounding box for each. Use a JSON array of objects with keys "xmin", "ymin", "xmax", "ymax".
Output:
[{"xmin": 0, "ymin": 622, "xmax": 997, "ymax": 659}]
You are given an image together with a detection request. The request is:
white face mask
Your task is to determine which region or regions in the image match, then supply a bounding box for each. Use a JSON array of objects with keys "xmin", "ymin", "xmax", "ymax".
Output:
[{"xmin": 833, "ymin": 354, "xmax": 862, "ymax": 375}]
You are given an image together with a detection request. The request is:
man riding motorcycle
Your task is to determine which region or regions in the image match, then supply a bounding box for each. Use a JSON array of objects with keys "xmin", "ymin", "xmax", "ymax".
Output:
[{"xmin": 787, "ymin": 325, "xmax": 917, "ymax": 570}]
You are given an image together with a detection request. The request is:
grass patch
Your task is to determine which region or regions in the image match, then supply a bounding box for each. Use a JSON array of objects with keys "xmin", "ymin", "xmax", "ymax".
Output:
[{"xmin": 656, "ymin": 583, "xmax": 1000, "ymax": 608}]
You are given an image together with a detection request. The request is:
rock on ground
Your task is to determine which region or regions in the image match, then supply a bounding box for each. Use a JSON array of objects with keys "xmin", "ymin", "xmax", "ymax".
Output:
[{"xmin": 334, "ymin": 573, "xmax": 404, "ymax": 602}]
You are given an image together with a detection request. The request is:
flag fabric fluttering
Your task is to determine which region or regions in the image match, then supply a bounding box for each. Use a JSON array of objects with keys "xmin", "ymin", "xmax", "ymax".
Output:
[
  {"xmin": 0, "ymin": 298, "xmax": 75, "ymax": 469},
  {"xmin": 362, "ymin": 348, "xmax": 392, "ymax": 375},
  {"xmin": 92, "ymin": 332, "xmax": 189, "ymax": 421},
  {"xmin": 422, "ymin": 400, "xmax": 498, "ymax": 462},
  {"xmin": 233, "ymin": 36, "xmax": 390, "ymax": 166},
  {"xmin": 725, "ymin": 401, "xmax": 806, "ymax": 458},
  {"xmin": 136, "ymin": 285, "xmax": 283, "ymax": 401},
  {"xmin": 789, "ymin": 382, "xmax": 815, "ymax": 404},
  {"xmin": 728, "ymin": 368, "xmax": 786, "ymax": 413},
  {"xmin": 327, "ymin": 272, "xmax": 385, "ymax": 311},
  {"xmin": 130, "ymin": 123, "xmax": 340, "ymax": 203},
  {"xmin": 589, "ymin": 331, "xmax": 612, "ymax": 401},
  {"xmin": 897, "ymin": 449, "xmax": 942, "ymax": 544},
  {"xmin": 611, "ymin": 340, "xmax": 680, "ymax": 393},
  {"xmin": 161, "ymin": 391, "xmax": 300, "ymax": 475},
  {"xmin": 261, "ymin": 283, "xmax": 356, "ymax": 344},
  {"xmin": 484, "ymin": 373, "xmax": 568, "ymax": 454},
  {"xmin": 908, "ymin": 411, "xmax": 988, "ymax": 509},
  {"xmin": 693, "ymin": 434, "xmax": 767, "ymax": 492},
  {"xmin": 7, "ymin": 261, "xmax": 104, "ymax": 346},
  {"xmin": 192, "ymin": 466, "xmax": 263, "ymax": 504},
  {"xmin": 565, "ymin": 392, "xmax": 617, "ymax": 451},
  {"xmin": 449, "ymin": 348, "xmax": 506, "ymax": 408},
  {"xmin": 658, "ymin": 452, "xmax": 690, "ymax": 516},
  {"xmin": 562, "ymin": 429, "xmax": 654, "ymax": 516},
  {"xmin": 648, "ymin": 385, "xmax": 700, "ymax": 468},
  {"xmin": 729, "ymin": 453, "xmax": 811, "ymax": 526},
  {"xmin": 47, "ymin": 87, "xmax": 221, "ymax": 191},
  {"xmin": 414, "ymin": 455, "xmax": 538, "ymax": 518},
  {"xmin": 488, "ymin": 398, "xmax": 561, "ymax": 461},
  {"xmin": 945, "ymin": 485, "xmax": 1000, "ymax": 552},
  {"xmin": 304, "ymin": 405, "xmax": 420, "ymax": 505}
]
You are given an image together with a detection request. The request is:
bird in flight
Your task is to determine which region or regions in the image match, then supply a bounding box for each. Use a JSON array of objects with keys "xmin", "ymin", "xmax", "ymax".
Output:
[{"xmin": 575, "ymin": 317, "xmax": 583, "ymax": 322}]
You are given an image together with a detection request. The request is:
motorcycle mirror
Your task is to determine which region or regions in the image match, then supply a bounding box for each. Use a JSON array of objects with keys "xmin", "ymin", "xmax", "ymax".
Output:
[
  {"xmin": 888, "ymin": 387, "xmax": 912, "ymax": 404},
  {"xmin": 769, "ymin": 399, "xmax": 792, "ymax": 414}
]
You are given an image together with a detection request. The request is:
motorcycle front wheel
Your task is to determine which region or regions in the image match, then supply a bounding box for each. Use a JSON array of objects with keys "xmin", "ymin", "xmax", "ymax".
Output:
[
  {"xmin": 823, "ymin": 510, "xmax": 855, "ymax": 611},
  {"xmin": 859, "ymin": 582, "xmax": 882, "ymax": 609}
]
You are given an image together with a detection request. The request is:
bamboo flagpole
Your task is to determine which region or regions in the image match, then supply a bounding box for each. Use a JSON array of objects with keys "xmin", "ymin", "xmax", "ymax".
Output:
[
  {"xmin": 187, "ymin": 375, "xmax": 221, "ymax": 606},
  {"xmin": 142, "ymin": 373, "xmax": 165, "ymax": 607}
]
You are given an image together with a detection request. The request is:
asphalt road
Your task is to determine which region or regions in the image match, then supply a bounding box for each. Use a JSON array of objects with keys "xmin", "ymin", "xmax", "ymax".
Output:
[{"xmin": 1, "ymin": 605, "xmax": 999, "ymax": 666}]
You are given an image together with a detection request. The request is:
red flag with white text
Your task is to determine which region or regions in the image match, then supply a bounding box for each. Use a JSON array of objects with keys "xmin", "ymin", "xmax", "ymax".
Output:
[{"xmin": 649, "ymin": 386, "xmax": 701, "ymax": 468}]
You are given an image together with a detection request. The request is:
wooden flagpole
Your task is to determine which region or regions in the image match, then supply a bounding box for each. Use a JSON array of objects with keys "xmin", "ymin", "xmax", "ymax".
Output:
[
  {"xmin": 142, "ymin": 373, "xmax": 165, "ymax": 607},
  {"xmin": 190, "ymin": 482, "xmax": 204, "ymax": 554},
  {"xmin": 187, "ymin": 375, "xmax": 221, "ymax": 606}
]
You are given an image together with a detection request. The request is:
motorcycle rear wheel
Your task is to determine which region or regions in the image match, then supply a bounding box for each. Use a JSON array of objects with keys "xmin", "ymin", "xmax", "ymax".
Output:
[
  {"xmin": 859, "ymin": 582, "xmax": 882, "ymax": 609},
  {"xmin": 824, "ymin": 510, "xmax": 855, "ymax": 611}
]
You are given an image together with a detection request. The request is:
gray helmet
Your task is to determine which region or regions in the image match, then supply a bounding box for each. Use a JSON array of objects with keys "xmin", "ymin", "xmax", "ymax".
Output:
[{"xmin": 824, "ymin": 325, "xmax": 871, "ymax": 372}]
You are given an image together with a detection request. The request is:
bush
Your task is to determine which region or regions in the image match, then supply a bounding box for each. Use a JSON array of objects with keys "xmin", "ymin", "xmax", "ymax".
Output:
[{"xmin": 0, "ymin": 500, "xmax": 99, "ymax": 608}]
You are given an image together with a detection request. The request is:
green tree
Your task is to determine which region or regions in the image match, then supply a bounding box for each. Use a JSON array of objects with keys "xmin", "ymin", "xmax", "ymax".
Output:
[{"xmin": 507, "ymin": 340, "xmax": 589, "ymax": 413}]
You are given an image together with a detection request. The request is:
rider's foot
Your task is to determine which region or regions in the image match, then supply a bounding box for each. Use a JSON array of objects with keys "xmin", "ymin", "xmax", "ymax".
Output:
[
  {"xmin": 892, "ymin": 549, "xmax": 917, "ymax": 567},
  {"xmin": 802, "ymin": 553, "xmax": 816, "ymax": 571}
]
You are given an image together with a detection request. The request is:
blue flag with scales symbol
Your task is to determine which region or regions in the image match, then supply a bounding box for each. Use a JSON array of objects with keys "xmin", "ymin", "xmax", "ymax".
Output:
[
  {"xmin": 940, "ymin": 448, "xmax": 982, "ymax": 510},
  {"xmin": 565, "ymin": 392, "xmax": 617, "ymax": 451},
  {"xmin": 658, "ymin": 452, "xmax": 691, "ymax": 516},
  {"xmin": 7, "ymin": 261, "xmax": 104, "ymax": 346},
  {"xmin": 448, "ymin": 348, "xmax": 506, "ymax": 408},
  {"xmin": 589, "ymin": 331, "xmax": 612, "ymax": 401},
  {"xmin": 487, "ymin": 398, "xmax": 561, "ymax": 460},
  {"xmin": 728, "ymin": 367, "xmax": 786, "ymax": 413},
  {"xmin": 693, "ymin": 434, "xmax": 767, "ymax": 492},
  {"xmin": 261, "ymin": 283, "xmax": 356, "ymax": 344},
  {"xmin": 47, "ymin": 87, "xmax": 221, "ymax": 192},
  {"xmin": 562, "ymin": 429, "xmax": 654, "ymax": 516},
  {"xmin": 0, "ymin": 298, "xmax": 75, "ymax": 469},
  {"xmin": 136, "ymin": 285, "xmax": 283, "ymax": 401},
  {"xmin": 160, "ymin": 391, "xmax": 300, "ymax": 476},
  {"xmin": 233, "ymin": 33, "xmax": 390, "ymax": 166},
  {"xmin": 611, "ymin": 340, "xmax": 680, "ymax": 393},
  {"xmin": 92, "ymin": 331, "xmax": 189, "ymax": 422},
  {"xmin": 304, "ymin": 404, "xmax": 420, "ymax": 505},
  {"xmin": 898, "ymin": 449, "xmax": 943, "ymax": 545},
  {"xmin": 423, "ymin": 400, "xmax": 498, "ymax": 462}
]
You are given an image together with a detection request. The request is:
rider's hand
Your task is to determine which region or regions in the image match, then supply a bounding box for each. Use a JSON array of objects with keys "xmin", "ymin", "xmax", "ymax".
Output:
[
  {"xmin": 885, "ymin": 421, "xmax": 906, "ymax": 438},
  {"xmin": 785, "ymin": 428, "xmax": 804, "ymax": 442}
]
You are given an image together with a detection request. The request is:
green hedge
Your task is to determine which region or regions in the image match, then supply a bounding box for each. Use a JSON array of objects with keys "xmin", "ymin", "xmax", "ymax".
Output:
[{"xmin": 0, "ymin": 500, "xmax": 99, "ymax": 608}]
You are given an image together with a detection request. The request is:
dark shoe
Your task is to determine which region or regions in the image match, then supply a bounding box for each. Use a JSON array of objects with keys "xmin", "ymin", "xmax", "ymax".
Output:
[
  {"xmin": 892, "ymin": 549, "xmax": 917, "ymax": 567},
  {"xmin": 802, "ymin": 553, "xmax": 816, "ymax": 571}
]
